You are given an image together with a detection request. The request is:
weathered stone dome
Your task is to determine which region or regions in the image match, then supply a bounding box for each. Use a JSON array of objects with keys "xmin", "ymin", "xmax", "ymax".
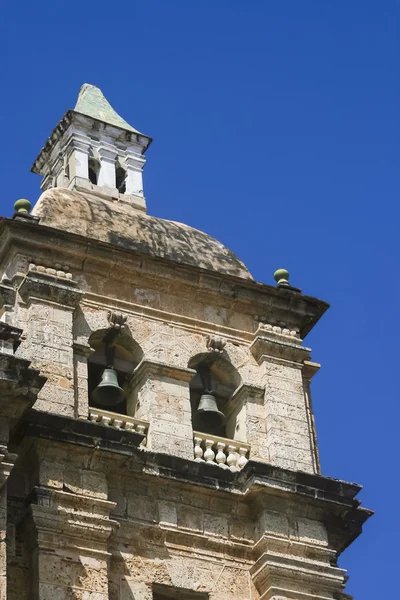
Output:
[{"xmin": 32, "ymin": 189, "xmax": 253, "ymax": 280}]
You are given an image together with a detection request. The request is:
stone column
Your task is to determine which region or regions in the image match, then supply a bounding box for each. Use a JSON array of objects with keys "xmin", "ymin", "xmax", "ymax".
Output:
[
  {"xmin": 250, "ymin": 325, "xmax": 317, "ymax": 473},
  {"xmin": 17, "ymin": 269, "xmax": 84, "ymax": 418},
  {"xmin": 129, "ymin": 360, "xmax": 195, "ymax": 459}
]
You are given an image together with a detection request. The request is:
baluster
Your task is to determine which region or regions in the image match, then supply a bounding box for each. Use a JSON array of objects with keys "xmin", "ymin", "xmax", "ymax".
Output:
[
  {"xmin": 215, "ymin": 441, "xmax": 227, "ymax": 468},
  {"xmin": 136, "ymin": 425, "xmax": 146, "ymax": 436},
  {"xmin": 226, "ymin": 444, "xmax": 238, "ymax": 471},
  {"xmin": 237, "ymin": 447, "xmax": 248, "ymax": 469},
  {"xmin": 101, "ymin": 416, "xmax": 112, "ymax": 426},
  {"xmin": 113, "ymin": 418, "xmax": 123, "ymax": 428},
  {"xmin": 89, "ymin": 411, "xmax": 99, "ymax": 422},
  {"xmin": 204, "ymin": 439, "xmax": 215, "ymax": 464},
  {"xmin": 124, "ymin": 421, "xmax": 134, "ymax": 431},
  {"xmin": 194, "ymin": 436, "xmax": 204, "ymax": 461}
]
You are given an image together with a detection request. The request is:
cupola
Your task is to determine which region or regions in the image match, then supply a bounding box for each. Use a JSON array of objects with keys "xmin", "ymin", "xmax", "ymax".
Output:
[{"xmin": 31, "ymin": 84, "xmax": 152, "ymax": 212}]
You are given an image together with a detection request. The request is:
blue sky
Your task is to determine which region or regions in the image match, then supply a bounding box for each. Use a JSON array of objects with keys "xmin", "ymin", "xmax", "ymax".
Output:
[{"xmin": 2, "ymin": 2, "xmax": 399, "ymax": 597}]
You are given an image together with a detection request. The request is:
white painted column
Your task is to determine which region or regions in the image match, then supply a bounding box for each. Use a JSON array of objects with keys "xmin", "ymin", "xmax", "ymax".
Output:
[
  {"xmin": 125, "ymin": 153, "xmax": 146, "ymax": 196},
  {"xmin": 97, "ymin": 145, "xmax": 117, "ymax": 188},
  {"xmin": 69, "ymin": 138, "xmax": 90, "ymax": 180}
]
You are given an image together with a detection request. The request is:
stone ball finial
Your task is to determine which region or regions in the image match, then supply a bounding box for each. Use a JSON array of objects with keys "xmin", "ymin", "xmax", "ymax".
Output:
[
  {"xmin": 14, "ymin": 199, "xmax": 32, "ymax": 214},
  {"xmin": 274, "ymin": 268, "xmax": 290, "ymax": 287}
]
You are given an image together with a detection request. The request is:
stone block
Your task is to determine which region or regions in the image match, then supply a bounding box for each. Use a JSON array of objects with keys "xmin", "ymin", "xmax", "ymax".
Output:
[
  {"xmin": 265, "ymin": 400, "xmax": 308, "ymax": 422},
  {"xmin": 127, "ymin": 495, "xmax": 158, "ymax": 523},
  {"xmin": 203, "ymin": 512, "xmax": 228, "ymax": 538},
  {"xmin": 81, "ymin": 471, "xmax": 108, "ymax": 499},
  {"xmin": 296, "ymin": 518, "xmax": 328, "ymax": 546},
  {"xmin": 39, "ymin": 461, "xmax": 64, "ymax": 489},
  {"xmin": 267, "ymin": 429, "xmax": 312, "ymax": 451},
  {"xmin": 177, "ymin": 505, "xmax": 203, "ymax": 533},
  {"xmin": 158, "ymin": 501, "xmax": 177, "ymax": 527}
]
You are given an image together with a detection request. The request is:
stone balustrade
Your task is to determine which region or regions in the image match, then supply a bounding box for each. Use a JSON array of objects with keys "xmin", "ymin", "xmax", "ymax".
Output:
[
  {"xmin": 88, "ymin": 408, "xmax": 149, "ymax": 444},
  {"xmin": 193, "ymin": 431, "xmax": 250, "ymax": 471}
]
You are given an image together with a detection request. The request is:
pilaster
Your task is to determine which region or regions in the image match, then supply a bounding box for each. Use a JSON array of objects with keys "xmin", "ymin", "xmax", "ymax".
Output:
[
  {"xmin": 66, "ymin": 135, "xmax": 91, "ymax": 182},
  {"xmin": 17, "ymin": 270, "xmax": 84, "ymax": 417},
  {"xmin": 0, "ymin": 323, "xmax": 46, "ymax": 600},
  {"xmin": 97, "ymin": 144, "xmax": 117, "ymax": 189},
  {"xmin": 27, "ymin": 488, "xmax": 118, "ymax": 600},
  {"xmin": 250, "ymin": 325, "xmax": 317, "ymax": 473},
  {"xmin": 125, "ymin": 153, "xmax": 146, "ymax": 197},
  {"xmin": 129, "ymin": 360, "xmax": 196, "ymax": 458}
]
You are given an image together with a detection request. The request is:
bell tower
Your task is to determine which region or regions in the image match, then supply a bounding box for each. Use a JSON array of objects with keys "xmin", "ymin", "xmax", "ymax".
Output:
[
  {"xmin": 0, "ymin": 84, "xmax": 371, "ymax": 600},
  {"xmin": 31, "ymin": 83, "xmax": 152, "ymax": 212}
]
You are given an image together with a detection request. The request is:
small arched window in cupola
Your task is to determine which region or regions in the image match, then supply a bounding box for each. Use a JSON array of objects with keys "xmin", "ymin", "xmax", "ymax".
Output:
[
  {"xmin": 88, "ymin": 157, "xmax": 100, "ymax": 185},
  {"xmin": 116, "ymin": 164, "xmax": 127, "ymax": 194}
]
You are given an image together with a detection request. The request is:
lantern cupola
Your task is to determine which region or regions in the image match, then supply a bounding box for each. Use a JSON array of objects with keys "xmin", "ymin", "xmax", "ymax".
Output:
[{"xmin": 31, "ymin": 83, "xmax": 151, "ymax": 212}]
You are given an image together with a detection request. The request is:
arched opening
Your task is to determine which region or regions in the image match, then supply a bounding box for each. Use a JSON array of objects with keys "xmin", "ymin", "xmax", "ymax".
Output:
[
  {"xmin": 88, "ymin": 158, "xmax": 100, "ymax": 185},
  {"xmin": 87, "ymin": 328, "xmax": 143, "ymax": 415},
  {"xmin": 188, "ymin": 353, "xmax": 241, "ymax": 438},
  {"xmin": 115, "ymin": 164, "xmax": 127, "ymax": 194}
]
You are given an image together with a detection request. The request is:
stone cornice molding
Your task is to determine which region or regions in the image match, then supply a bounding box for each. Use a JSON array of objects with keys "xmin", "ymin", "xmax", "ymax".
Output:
[
  {"xmin": 0, "ymin": 354, "xmax": 46, "ymax": 415},
  {"xmin": 250, "ymin": 550, "xmax": 347, "ymax": 600},
  {"xmin": 18, "ymin": 271, "xmax": 84, "ymax": 308},
  {"xmin": 0, "ymin": 219, "xmax": 329, "ymax": 339},
  {"xmin": 30, "ymin": 499, "xmax": 119, "ymax": 552},
  {"xmin": 250, "ymin": 333, "xmax": 311, "ymax": 365},
  {"xmin": 32, "ymin": 110, "xmax": 152, "ymax": 175},
  {"xmin": 225, "ymin": 383, "xmax": 265, "ymax": 418},
  {"xmin": 302, "ymin": 360, "xmax": 321, "ymax": 380},
  {"xmin": 132, "ymin": 359, "xmax": 196, "ymax": 386}
]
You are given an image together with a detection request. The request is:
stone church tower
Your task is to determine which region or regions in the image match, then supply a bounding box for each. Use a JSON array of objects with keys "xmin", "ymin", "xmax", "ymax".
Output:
[{"xmin": 0, "ymin": 84, "xmax": 371, "ymax": 600}]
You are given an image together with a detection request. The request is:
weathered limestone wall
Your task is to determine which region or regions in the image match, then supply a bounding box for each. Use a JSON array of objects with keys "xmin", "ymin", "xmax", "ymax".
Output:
[
  {"xmin": 0, "ymin": 253, "xmax": 320, "ymax": 473},
  {"xmin": 6, "ymin": 434, "xmax": 347, "ymax": 600}
]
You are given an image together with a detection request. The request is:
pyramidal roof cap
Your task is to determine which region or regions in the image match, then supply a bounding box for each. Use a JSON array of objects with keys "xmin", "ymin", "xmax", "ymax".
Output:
[{"xmin": 74, "ymin": 83, "xmax": 141, "ymax": 134}]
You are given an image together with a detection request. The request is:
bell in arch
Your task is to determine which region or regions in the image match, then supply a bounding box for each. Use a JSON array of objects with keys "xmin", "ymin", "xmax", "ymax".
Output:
[
  {"xmin": 91, "ymin": 367, "xmax": 125, "ymax": 407},
  {"xmin": 193, "ymin": 392, "xmax": 226, "ymax": 434}
]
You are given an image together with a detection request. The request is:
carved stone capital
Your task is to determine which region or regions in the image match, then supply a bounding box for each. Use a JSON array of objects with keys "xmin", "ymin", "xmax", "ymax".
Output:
[
  {"xmin": 18, "ymin": 271, "xmax": 84, "ymax": 308},
  {"xmin": 250, "ymin": 331, "xmax": 311, "ymax": 365}
]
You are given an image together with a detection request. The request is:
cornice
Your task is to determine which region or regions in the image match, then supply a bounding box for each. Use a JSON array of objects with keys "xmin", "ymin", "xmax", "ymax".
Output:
[
  {"xmin": 0, "ymin": 218, "xmax": 329, "ymax": 339},
  {"xmin": 18, "ymin": 271, "xmax": 84, "ymax": 308}
]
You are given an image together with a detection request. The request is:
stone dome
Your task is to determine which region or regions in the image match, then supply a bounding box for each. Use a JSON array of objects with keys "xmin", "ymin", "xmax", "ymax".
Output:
[{"xmin": 32, "ymin": 189, "xmax": 253, "ymax": 280}]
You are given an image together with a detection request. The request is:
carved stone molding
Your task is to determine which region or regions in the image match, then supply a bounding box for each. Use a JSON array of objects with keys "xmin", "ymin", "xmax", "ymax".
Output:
[
  {"xmin": 107, "ymin": 310, "xmax": 127, "ymax": 330},
  {"xmin": 18, "ymin": 271, "xmax": 84, "ymax": 308},
  {"xmin": 132, "ymin": 359, "xmax": 196, "ymax": 386},
  {"xmin": 250, "ymin": 329, "xmax": 311, "ymax": 365},
  {"xmin": 206, "ymin": 334, "xmax": 226, "ymax": 353},
  {"xmin": 302, "ymin": 360, "xmax": 321, "ymax": 380}
]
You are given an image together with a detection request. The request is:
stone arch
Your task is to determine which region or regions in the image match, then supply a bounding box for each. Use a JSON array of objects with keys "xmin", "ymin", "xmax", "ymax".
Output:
[
  {"xmin": 188, "ymin": 352, "xmax": 241, "ymax": 438},
  {"xmin": 87, "ymin": 327, "xmax": 143, "ymax": 415}
]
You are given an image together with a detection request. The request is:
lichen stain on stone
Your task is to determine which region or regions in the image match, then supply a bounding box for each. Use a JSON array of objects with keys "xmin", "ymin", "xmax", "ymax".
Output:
[{"xmin": 33, "ymin": 188, "xmax": 253, "ymax": 280}]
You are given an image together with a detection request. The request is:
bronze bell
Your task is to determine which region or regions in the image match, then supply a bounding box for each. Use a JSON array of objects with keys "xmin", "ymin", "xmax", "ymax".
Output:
[
  {"xmin": 91, "ymin": 367, "xmax": 125, "ymax": 407},
  {"xmin": 193, "ymin": 393, "xmax": 226, "ymax": 434}
]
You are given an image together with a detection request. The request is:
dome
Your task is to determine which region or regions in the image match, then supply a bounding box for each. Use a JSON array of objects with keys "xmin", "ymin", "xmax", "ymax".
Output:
[{"xmin": 32, "ymin": 189, "xmax": 253, "ymax": 280}]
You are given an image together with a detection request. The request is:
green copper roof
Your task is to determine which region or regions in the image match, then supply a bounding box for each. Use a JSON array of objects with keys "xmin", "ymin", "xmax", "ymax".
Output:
[{"xmin": 74, "ymin": 83, "xmax": 141, "ymax": 133}]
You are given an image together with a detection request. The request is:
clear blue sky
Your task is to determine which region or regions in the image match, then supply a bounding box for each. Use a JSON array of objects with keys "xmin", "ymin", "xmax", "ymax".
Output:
[{"xmin": 2, "ymin": 2, "xmax": 399, "ymax": 597}]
